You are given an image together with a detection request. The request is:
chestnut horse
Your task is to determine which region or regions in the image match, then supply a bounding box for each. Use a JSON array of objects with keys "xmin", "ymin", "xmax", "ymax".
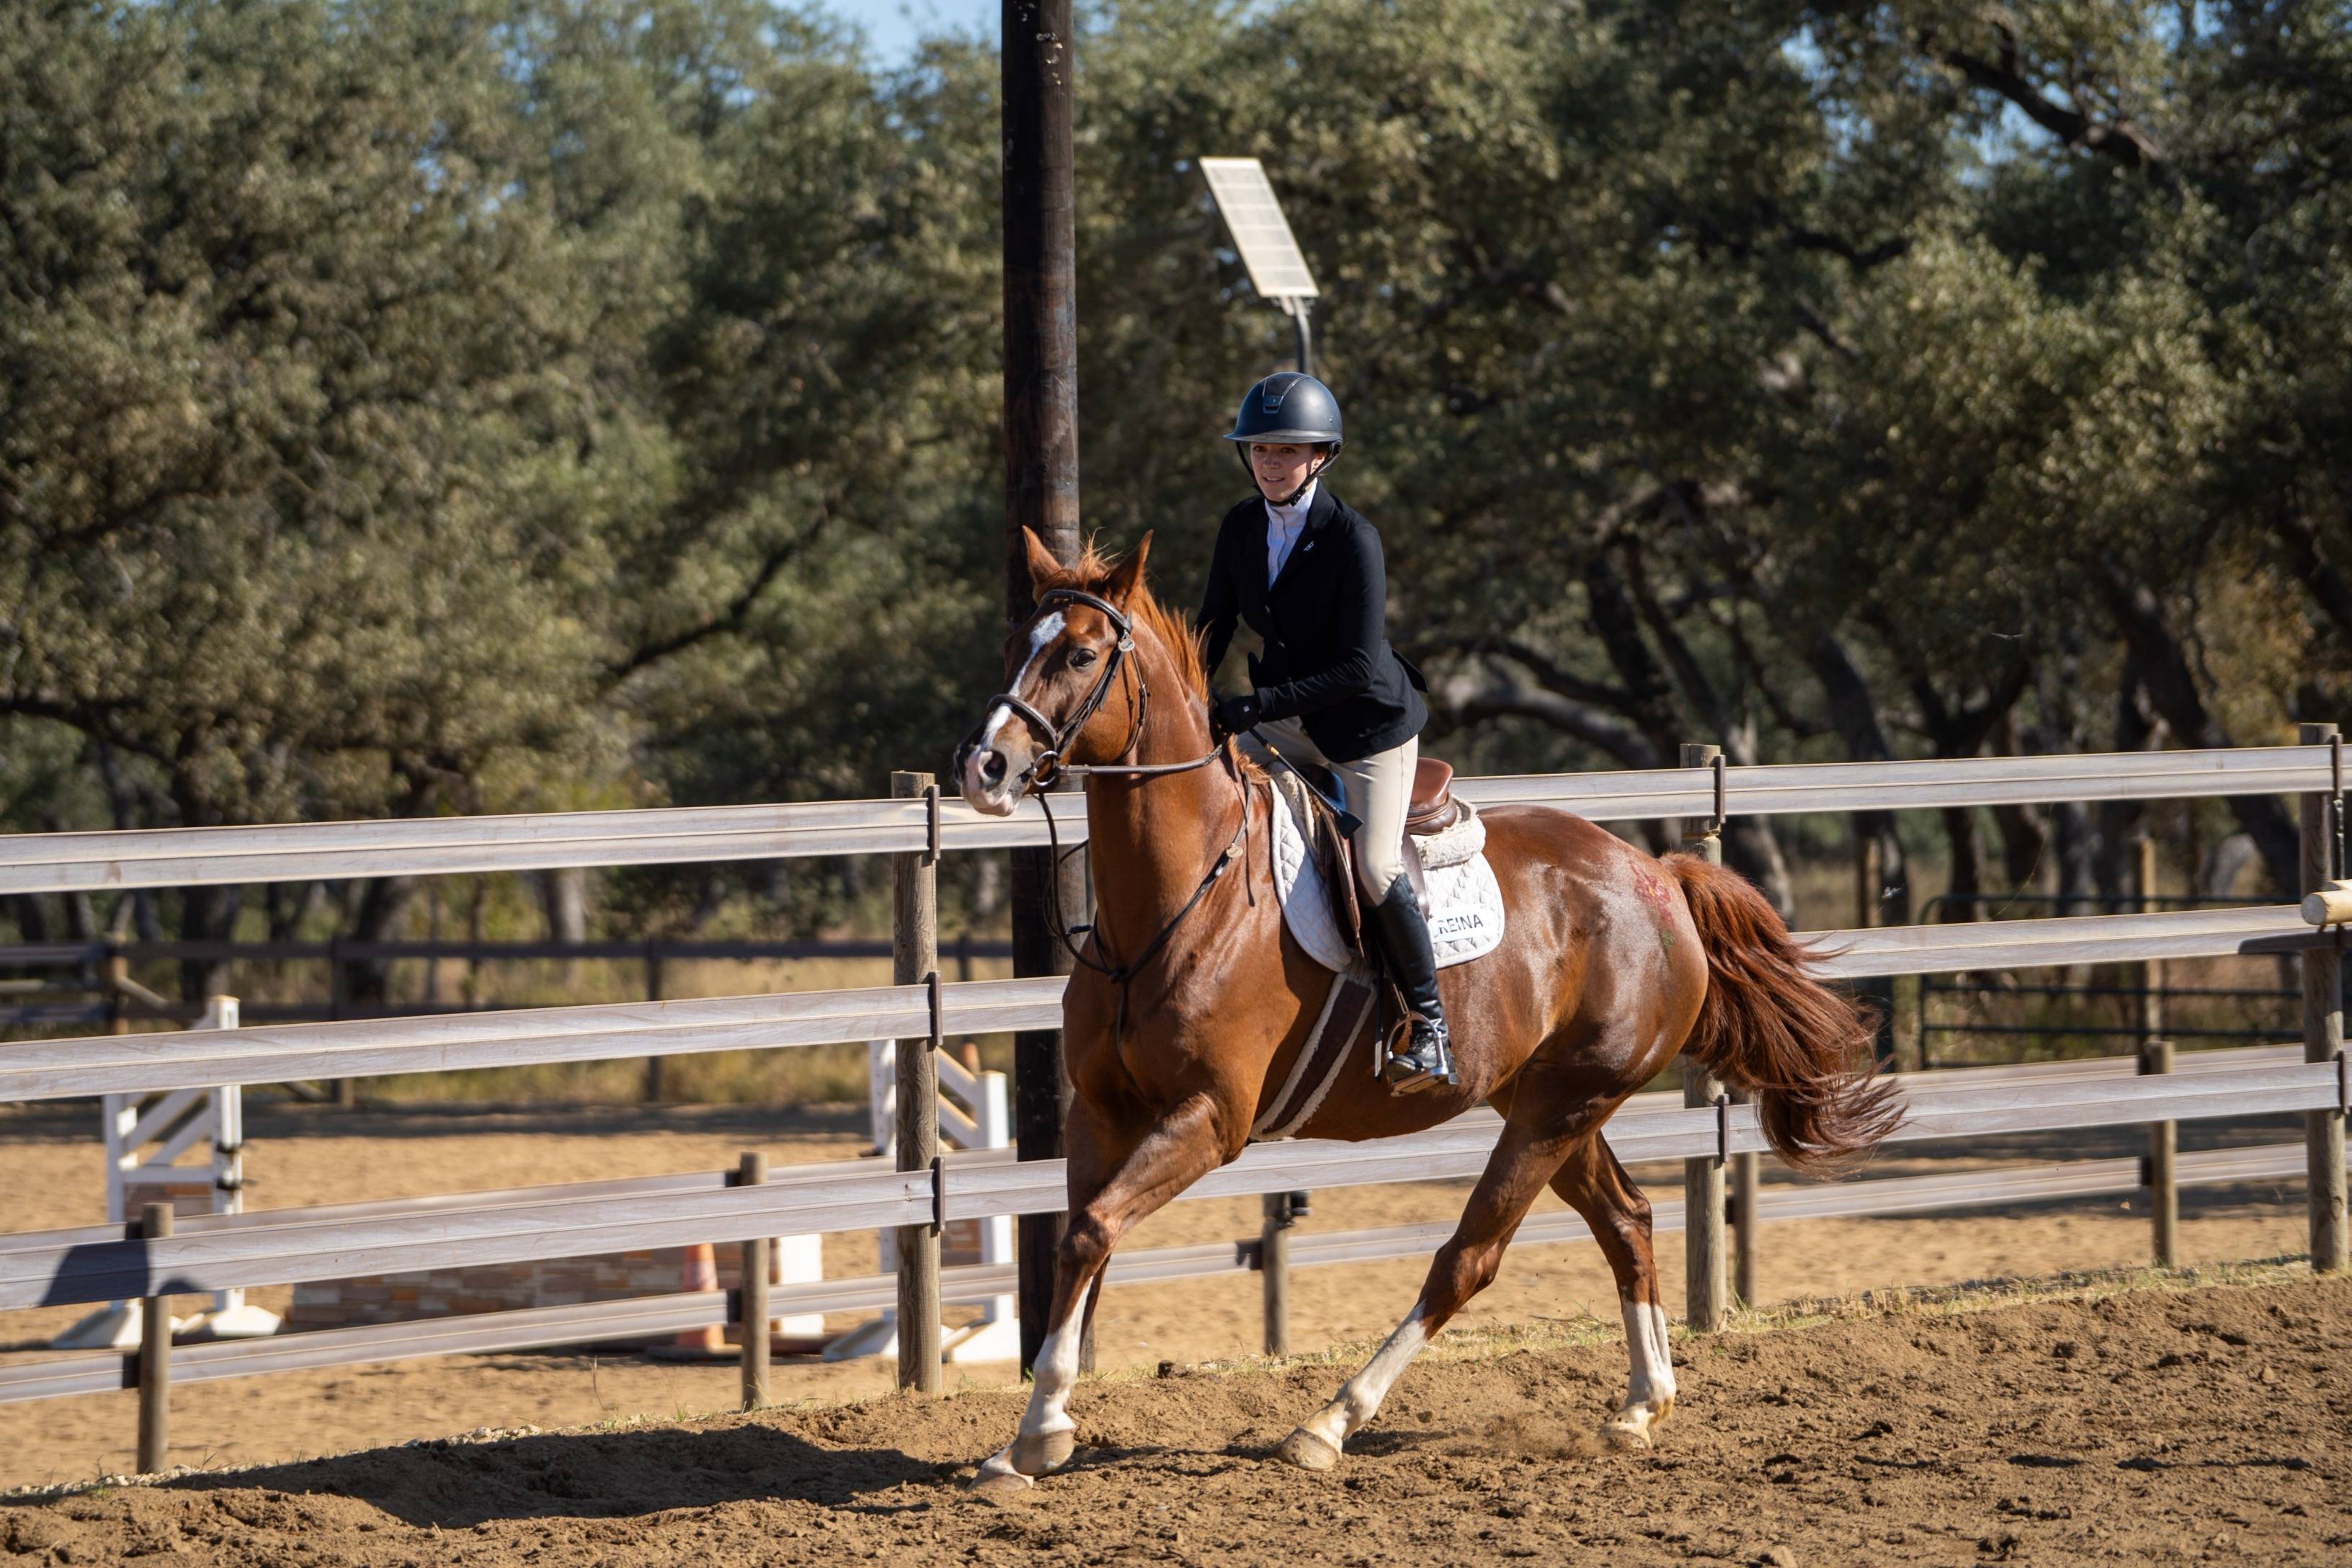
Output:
[{"xmin": 953, "ymin": 530, "xmax": 1893, "ymax": 1491}]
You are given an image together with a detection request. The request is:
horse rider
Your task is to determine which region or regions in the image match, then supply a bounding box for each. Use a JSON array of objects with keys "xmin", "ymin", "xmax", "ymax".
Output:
[{"xmin": 1196, "ymin": 372, "xmax": 1455, "ymax": 1094}]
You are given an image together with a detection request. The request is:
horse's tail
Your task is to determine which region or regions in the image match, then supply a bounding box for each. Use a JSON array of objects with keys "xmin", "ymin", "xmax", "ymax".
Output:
[{"xmin": 1665, "ymin": 854, "xmax": 1901, "ymax": 1172}]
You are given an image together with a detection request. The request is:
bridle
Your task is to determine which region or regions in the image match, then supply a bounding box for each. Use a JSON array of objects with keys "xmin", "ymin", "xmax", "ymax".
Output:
[
  {"xmin": 968, "ymin": 587, "xmax": 1229, "ymax": 790},
  {"xmin": 960, "ymin": 584, "xmax": 1256, "ymax": 1050}
]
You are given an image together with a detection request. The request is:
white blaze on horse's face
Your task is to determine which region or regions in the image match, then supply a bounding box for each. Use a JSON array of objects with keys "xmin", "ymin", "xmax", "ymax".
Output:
[{"xmin": 959, "ymin": 610, "xmax": 1066, "ymax": 816}]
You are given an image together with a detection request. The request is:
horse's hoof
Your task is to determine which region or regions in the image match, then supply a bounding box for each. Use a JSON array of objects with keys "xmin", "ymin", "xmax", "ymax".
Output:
[
  {"xmin": 1012, "ymin": 1429, "xmax": 1075, "ymax": 1475},
  {"xmin": 1274, "ymin": 1427, "xmax": 1342, "ymax": 1471},
  {"xmin": 974, "ymin": 1466, "xmax": 1039, "ymax": 1504},
  {"xmin": 972, "ymin": 1447, "xmax": 1037, "ymax": 1497},
  {"xmin": 1601, "ymin": 1417, "xmax": 1653, "ymax": 1451},
  {"xmin": 971, "ymin": 1467, "xmax": 1033, "ymax": 1500},
  {"xmin": 1603, "ymin": 1397, "xmax": 1672, "ymax": 1451}
]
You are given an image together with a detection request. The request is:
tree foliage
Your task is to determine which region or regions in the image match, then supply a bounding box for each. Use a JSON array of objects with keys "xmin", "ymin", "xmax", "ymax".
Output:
[{"xmin": 6, "ymin": 0, "xmax": 2350, "ymax": 956}]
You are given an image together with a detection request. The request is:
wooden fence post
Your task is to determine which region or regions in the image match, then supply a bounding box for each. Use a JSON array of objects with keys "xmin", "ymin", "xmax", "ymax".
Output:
[
  {"xmin": 2299, "ymin": 723, "xmax": 2348, "ymax": 1273},
  {"xmin": 105, "ymin": 943, "xmax": 128, "ymax": 1035},
  {"xmin": 2135, "ymin": 837, "xmax": 2178, "ymax": 1269},
  {"xmin": 1856, "ymin": 834, "xmax": 1899, "ymax": 1070},
  {"xmin": 1680, "ymin": 743, "xmax": 1729, "ymax": 1331},
  {"xmin": 1730, "ymin": 1091, "xmax": 1759, "ymax": 1308},
  {"xmin": 736, "ymin": 1152, "xmax": 770, "ymax": 1412},
  {"xmin": 893, "ymin": 772, "xmax": 943, "ymax": 1392},
  {"xmin": 2140, "ymin": 1038, "xmax": 2178, "ymax": 1268},
  {"xmin": 136, "ymin": 1201, "xmax": 172, "ymax": 1473},
  {"xmin": 1260, "ymin": 1192, "xmax": 1293, "ymax": 1356},
  {"xmin": 643, "ymin": 944, "xmax": 666, "ymax": 1105}
]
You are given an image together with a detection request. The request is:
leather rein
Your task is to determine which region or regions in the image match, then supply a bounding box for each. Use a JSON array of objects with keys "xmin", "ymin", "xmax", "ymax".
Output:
[{"xmin": 968, "ymin": 586, "xmax": 1255, "ymax": 1041}]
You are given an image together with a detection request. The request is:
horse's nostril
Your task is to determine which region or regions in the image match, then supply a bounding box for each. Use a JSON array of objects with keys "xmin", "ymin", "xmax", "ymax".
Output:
[{"xmin": 981, "ymin": 751, "xmax": 1007, "ymax": 785}]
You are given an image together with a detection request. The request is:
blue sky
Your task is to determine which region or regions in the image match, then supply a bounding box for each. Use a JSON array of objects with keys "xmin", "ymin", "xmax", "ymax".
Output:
[{"xmin": 823, "ymin": 0, "xmax": 1002, "ymax": 64}]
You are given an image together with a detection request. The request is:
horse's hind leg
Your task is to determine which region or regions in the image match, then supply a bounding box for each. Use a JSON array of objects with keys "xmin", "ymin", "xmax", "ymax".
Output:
[
  {"xmin": 974, "ymin": 1092, "xmax": 1225, "ymax": 1493},
  {"xmin": 1275, "ymin": 1111, "xmax": 1587, "ymax": 1471},
  {"xmin": 1551, "ymin": 1131, "xmax": 1675, "ymax": 1448}
]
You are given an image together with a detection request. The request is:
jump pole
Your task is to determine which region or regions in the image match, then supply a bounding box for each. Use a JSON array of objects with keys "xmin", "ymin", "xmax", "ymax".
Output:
[
  {"xmin": 2299, "ymin": 723, "xmax": 2348, "ymax": 1273},
  {"xmin": 1003, "ymin": 0, "xmax": 1087, "ymax": 1377},
  {"xmin": 1679, "ymin": 743, "xmax": 1729, "ymax": 1332},
  {"xmin": 893, "ymin": 772, "xmax": 944, "ymax": 1392}
]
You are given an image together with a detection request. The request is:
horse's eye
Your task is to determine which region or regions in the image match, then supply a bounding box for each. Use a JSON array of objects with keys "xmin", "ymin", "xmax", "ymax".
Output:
[{"xmin": 1069, "ymin": 647, "xmax": 1099, "ymax": 669}]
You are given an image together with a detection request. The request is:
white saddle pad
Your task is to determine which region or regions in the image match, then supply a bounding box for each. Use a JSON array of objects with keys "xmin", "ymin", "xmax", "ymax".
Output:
[{"xmin": 1269, "ymin": 788, "xmax": 1505, "ymax": 973}]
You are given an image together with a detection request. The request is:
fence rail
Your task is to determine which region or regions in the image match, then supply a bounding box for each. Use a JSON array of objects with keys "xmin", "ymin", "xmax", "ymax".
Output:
[
  {"xmin": 0, "ymin": 745, "xmax": 2336, "ymax": 895},
  {"xmin": 0, "ymin": 907, "xmax": 2331, "ymax": 1104},
  {"xmin": 0, "ymin": 1046, "xmax": 2337, "ymax": 1314},
  {"xmin": 0, "ymin": 1136, "xmax": 2325, "ymax": 1407}
]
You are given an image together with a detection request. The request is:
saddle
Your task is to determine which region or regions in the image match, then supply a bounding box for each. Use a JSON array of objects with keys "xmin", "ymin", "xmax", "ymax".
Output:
[{"xmin": 1266, "ymin": 756, "xmax": 1461, "ymax": 958}]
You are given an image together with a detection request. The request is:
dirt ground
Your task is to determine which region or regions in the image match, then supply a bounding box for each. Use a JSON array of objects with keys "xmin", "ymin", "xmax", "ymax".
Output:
[
  {"xmin": 0, "ymin": 1097, "xmax": 2325, "ymax": 1494},
  {"xmin": 4, "ymin": 1270, "xmax": 2348, "ymax": 1566}
]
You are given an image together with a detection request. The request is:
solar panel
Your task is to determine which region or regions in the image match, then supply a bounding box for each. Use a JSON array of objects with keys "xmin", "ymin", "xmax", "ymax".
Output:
[{"xmin": 1199, "ymin": 157, "xmax": 1319, "ymax": 301}]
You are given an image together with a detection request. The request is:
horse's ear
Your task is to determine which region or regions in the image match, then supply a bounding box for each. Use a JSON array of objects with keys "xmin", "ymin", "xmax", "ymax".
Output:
[
  {"xmin": 1021, "ymin": 527, "xmax": 1064, "ymax": 596},
  {"xmin": 1104, "ymin": 532, "xmax": 1152, "ymax": 607}
]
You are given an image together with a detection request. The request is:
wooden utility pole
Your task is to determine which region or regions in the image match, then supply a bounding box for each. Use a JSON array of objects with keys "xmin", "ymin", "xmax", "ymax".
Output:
[{"xmin": 1002, "ymin": 0, "xmax": 1087, "ymax": 1376}]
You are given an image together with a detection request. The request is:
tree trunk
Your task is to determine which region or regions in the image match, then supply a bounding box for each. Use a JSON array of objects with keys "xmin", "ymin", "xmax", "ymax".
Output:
[
  {"xmin": 9, "ymin": 896, "xmax": 50, "ymax": 943},
  {"xmin": 1808, "ymin": 633, "xmax": 1911, "ymax": 927},
  {"xmin": 538, "ymin": 867, "xmax": 589, "ymax": 986},
  {"xmin": 1588, "ymin": 546, "xmax": 1799, "ymax": 899},
  {"xmin": 2268, "ymin": 502, "xmax": 2352, "ymax": 651},
  {"xmin": 538, "ymin": 868, "xmax": 589, "ymax": 944},
  {"xmin": 1582, "ymin": 553, "xmax": 1684, "ymax": 767},
  {"xmin": 265, "ymin": 883, "xmax": 326, "ymax": 943},
  {"xmin": 1939, "ymin": 806, "xmax": 1984, "ymax": 919},
  {"xmin": 2104, "ymin": 576, "xmax": 2300, "ymax": 893},
  {"xmin": 2052, "ymin": 801, "xmax": 2095, "ymax": 916},
  {"xmin": 339, "ymin": 876, "xmax": 416, "ymax": 1010},
  {"xmin": 176, "ymin": 883, "xmax": 244, "ymax": 1002},
  {"xmin": 2094, "ymin": 657, "xmax": 2159, "ymax": 900}
]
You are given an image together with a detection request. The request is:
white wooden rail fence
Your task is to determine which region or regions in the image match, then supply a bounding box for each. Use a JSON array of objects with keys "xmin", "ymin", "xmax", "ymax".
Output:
[
  {"xmin": 1, "ymin": 743, "xmax": 2346, "ymax": 1434},
  {"xmin": 0, "ymin": 905, "xmax": 2320, "ymax": 1104},
  {"xmin": 1, "ymin": 746, "xmax": 2330, "ymax": 891}
]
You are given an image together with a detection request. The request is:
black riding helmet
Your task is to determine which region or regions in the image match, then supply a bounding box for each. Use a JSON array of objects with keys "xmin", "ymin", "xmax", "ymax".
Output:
[{"xmin": 1223, "ymin": 372, "xmax": 1342, "ymax": 504}]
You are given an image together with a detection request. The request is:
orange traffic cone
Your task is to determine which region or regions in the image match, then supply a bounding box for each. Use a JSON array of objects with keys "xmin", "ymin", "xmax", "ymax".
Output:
[{"xmin": 649, "ymin": 1242, "xmax": 730, "ymax": 1360}]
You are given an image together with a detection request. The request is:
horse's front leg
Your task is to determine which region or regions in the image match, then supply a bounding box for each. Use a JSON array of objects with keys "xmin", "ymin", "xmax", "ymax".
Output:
[{"xmin": 974, "ymin": 1092, "xmax": 1227, "ymax": 1494}]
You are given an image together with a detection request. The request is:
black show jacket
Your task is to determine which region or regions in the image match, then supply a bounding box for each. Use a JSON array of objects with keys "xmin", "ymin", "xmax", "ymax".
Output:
[{"xmin": 1196, "ymin": 485, "xmax": 1428, "ymax": 764}]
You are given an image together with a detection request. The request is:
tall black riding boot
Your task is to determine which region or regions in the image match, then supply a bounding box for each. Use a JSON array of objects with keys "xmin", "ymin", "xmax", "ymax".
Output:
[{"xmin": 1367, "ymin": 875, "xmax": 1456, "ymax": 1095}]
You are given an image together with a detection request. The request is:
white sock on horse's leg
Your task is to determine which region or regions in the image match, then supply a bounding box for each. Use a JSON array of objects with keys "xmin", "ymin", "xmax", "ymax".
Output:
[
  {"xmin": 1021, "ymin": 1273, "xmax": 1100, "ymax": 1441},
  {"xmin": 1605, "ymin": 1293, "xmax": 1677, "ymax": 1446},
  {"xmin": 1291, "ymin": 1299, "xmax": 1430, "ymax": 1456},
  {"xmin": 976, "ymin": 1274, "xmax": 1101, "ymax": 1487}
]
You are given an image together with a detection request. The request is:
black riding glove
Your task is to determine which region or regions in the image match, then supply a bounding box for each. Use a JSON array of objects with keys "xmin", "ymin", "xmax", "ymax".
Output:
[{"xmin": 1213, "ymin": 691, "xmax": 1265, "ymax": 737}]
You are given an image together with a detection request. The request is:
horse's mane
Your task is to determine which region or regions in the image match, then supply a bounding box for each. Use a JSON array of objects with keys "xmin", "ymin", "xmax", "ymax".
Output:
[{"xmin": 1042, "ymin": 538, "xmax": 1211, "ymax": 703}]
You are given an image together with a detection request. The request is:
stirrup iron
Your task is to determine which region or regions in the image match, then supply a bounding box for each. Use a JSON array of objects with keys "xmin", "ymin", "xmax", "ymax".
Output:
[{"xmin": 1381, "ymin": 1015, "xmax": 1456, "ymax": 1095}]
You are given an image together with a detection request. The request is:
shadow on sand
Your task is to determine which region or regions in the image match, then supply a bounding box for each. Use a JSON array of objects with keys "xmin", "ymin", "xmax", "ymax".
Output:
[{"xmin": 160, "ymin": 1420, "xmax": 949, "ymax": 1527}]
